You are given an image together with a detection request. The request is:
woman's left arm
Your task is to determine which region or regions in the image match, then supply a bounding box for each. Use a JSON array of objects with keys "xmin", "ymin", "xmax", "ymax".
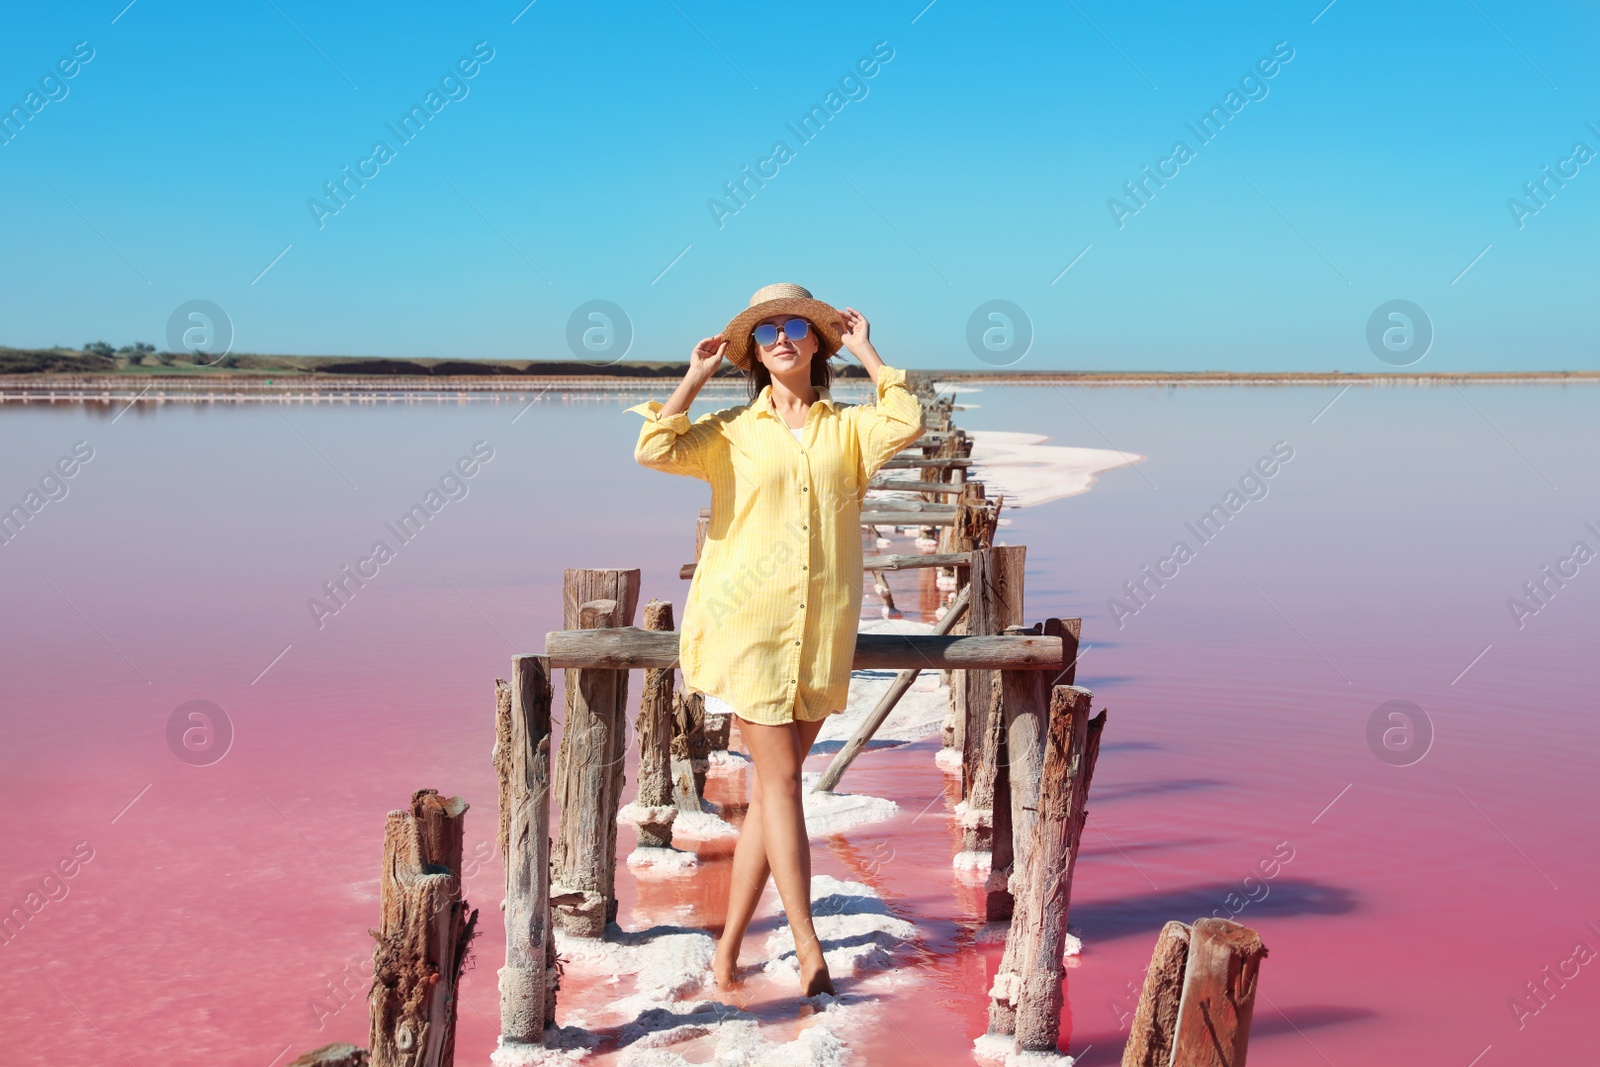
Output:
[{"xmin": 838, "ymin": 307, "xmax": 926, "ymax": 476}]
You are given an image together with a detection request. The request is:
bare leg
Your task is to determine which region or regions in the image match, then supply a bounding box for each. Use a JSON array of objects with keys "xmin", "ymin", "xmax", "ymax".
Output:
[
  {"xmin": 714, "ymin": 714, "xmax": 830, "ymax": 990},
  {"xmin": 713, "ymin": 763, "xmax": 770, "ymax": 989},
  {"xmin": 735, "ymin": 714, "xmax": 833, "ymax": 996}
]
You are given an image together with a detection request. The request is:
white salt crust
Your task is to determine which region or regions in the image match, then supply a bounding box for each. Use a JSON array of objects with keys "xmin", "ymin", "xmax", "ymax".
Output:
[
  {"xmin": 507, "ymin": 875, "xmax": 919, "ymax": 1066},
  {"xmin": 625, "ymin": 846, "xmax": 699, "ymax": 873}
]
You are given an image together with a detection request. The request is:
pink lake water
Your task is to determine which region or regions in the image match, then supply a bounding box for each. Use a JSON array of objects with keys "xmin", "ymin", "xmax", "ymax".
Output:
[{"xmin": 2, "ymin": 381, "xmax": 1597, "ymax": 1065}]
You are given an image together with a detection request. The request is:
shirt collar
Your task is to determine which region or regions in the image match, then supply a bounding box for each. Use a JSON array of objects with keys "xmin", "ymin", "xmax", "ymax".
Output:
[{"xmin": 753, "ymin": 384, "xmax": 835, "ymax": 420}]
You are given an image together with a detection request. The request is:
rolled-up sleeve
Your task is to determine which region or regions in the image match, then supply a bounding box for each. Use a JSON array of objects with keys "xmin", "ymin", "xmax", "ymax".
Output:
[
  {"xmin": 853, "ymin": 365, "xmax": 925, "ymax": 477},
  {"xmin": 626, "ymin": 400, "xmax": 723, "ymax": 482}
]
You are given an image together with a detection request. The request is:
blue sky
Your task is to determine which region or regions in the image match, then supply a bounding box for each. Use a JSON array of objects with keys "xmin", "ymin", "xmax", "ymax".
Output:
[{"xmin": 1, "ymin": 0, "xmax": 1596, "ymax": 371}]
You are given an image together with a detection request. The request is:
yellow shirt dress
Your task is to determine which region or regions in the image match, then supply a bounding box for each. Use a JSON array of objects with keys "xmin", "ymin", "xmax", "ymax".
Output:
[{"xmin": 626, "ymin": 364, "xmax": 925, "ymax": 726}]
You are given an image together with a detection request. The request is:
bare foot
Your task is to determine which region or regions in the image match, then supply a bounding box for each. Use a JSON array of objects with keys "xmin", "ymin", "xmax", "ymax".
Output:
[
  {"xmin": 798, "ymin": 946, "xmax": 835, "ymax": 997},
  {"xmin": 713, "ymin": 947, "xmax": 741, "ymax": 991}
]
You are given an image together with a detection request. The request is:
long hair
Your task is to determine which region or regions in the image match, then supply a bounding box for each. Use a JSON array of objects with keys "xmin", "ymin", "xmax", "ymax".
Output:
[{"xmin": 745, "ymin": 318, "xmax": 838, "ymax": 401}]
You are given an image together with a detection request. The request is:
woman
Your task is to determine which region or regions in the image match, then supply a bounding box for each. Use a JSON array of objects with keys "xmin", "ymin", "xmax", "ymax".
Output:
[{"xmin": 626, "ymin": 282, "xmax": 925, "ymax": 997}]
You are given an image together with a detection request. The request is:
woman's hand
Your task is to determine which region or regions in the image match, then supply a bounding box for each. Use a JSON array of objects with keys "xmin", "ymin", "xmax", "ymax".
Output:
[
  {"xmin": 688, "ymin": 335, "xmax": 726, "ymax": 381},
  {"xmin": 838, "ymin": 308, "xmax": 873, "ymax": 357}
]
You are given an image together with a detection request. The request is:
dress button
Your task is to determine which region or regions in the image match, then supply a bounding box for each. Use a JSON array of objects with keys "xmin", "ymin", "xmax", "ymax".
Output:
[{"xmin": 802, "ymin": 486, "xmax": 808, "ymax": 492}]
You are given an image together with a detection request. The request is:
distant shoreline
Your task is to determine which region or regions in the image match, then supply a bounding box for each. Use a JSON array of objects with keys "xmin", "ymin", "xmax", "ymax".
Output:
[
  {"xmin": 1, "ymin": 368, "xmax": 1596, "ymax": 399},
  {"xmin": 3, "ymin": 345, "xmax": 1595, "ymax": 392}
]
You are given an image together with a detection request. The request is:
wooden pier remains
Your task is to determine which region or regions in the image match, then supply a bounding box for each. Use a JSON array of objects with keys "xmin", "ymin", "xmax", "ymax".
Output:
[{"xmin": 283, "ymin": 372, "xmax": 1142, "ymax": 1064}]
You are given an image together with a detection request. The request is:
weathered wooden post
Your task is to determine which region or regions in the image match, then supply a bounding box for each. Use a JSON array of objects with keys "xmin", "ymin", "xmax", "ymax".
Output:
[
  {"xmin": 987, "ymin": 616, "xmax": 1081, "ymax": 920},
  {"xmin": 959, "ymin": 546, "xmax": 1026, "ymax": 862},
  {"xmin": 1121, "ymin": 923, "xmax": 1191, "ymax": 1067},
  {"xmin": 917, "ymin": 431, "xmax": 955, "ymax": 544},
  {"xmin": 1043, "ymin": 617, "xmax": 1082, "ymax": 690},
  {"xmin": 671, "ymin": 687, "xmax": 711, "ymax": 807},
  {"xmin": 368, "ymin": 789, "xmax": 478, "ymax": 1067},
  {"xmin": 551, "ymin": 567, "xmax": 639, "ymax": 937},
  {"xmin": 701, "ymin": 698, "xmax": 731, "ymax": 751},
  {"xmin": 986, "ymin": 687, "xmax": 1104, "ymax": 1049},
  {"xmin": 872, "ymin": 568, "xmax": 900, "ymax": 616},
  {"xmin": 937, "ymin": 477, "xmax": 985, "ymax": 566},
  {"xmin": 494, "ymin": 656, "xmax": 557, "ymax": 1049},
  {"xmin": 942, "ymin": 482, "xmax": 997, "ymax": 755},
  {"xmin": 1014, "ymin": 694, "xmax": 1104, "ymax": 1052},
  {"xmin": 1121, "ymin": 918, "xmax": 1267, "ymax": 1066},
  {"xmin": 986, "ymin": 627, "xmax": 1041, "ymax": 921},
  {"xmin": 1169, "ymin": 918, "xmax": 1268, "ymax": 1065},
  {"xmin": 631, "ymin": 600, "xmax": 677, "ymax": 848},
  {"xmin": 952, "ymin": 427, "xmax": 971, "ymax": 486}
]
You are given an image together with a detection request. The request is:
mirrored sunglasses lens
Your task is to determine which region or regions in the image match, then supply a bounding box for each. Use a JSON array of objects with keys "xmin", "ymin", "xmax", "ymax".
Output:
[
  {"xmin": 752, "ymin": 324, "xmax": 779, "ymax": 346},
  {"xmin": 784, "ymin": 318, "xmax": 811, "ymax": 339}
]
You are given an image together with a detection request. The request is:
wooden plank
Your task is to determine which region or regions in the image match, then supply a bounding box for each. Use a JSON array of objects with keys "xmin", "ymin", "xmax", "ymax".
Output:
[
  {"xmin": 678, "ymin": 550, "xmax": 971, "ymax": 581},
  {"xmin": 880, "ymin": 457, "xmax": 974, "ymax": 469},
  {"xmin": 697, "ymin": 500, "xmax": 959, "ymax": 517},
  {"xmin": 868, "ymin": 477, "xmax": 968, "ymax": 495},
  {"xmin": 864, "ymin": 551, "xmax": 972, "ymax": 572},
  {"xmin": 541, "ymin": 629, "xmax": 1062, "ymax": 672},
  {"xmin": 696, "ymin": 506, "xmax": 957, "ymax": 526}
]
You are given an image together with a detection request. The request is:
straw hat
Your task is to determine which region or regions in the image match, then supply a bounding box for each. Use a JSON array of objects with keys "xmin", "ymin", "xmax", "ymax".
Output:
[{"xmin": 720, "ymin": 283, "xmax": 844, "ymax": 373}]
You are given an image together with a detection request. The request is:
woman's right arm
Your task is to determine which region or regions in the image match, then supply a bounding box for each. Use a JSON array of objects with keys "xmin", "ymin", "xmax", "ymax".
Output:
[{"xmin": 624, "ymin": 335, "xmax": 729, "ymax": 481}]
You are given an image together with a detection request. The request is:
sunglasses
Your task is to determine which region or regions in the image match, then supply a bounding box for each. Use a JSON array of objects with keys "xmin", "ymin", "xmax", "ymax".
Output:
[{"xmin": 751, "ymin": 318, "xmax": 811, "ymax": 347}]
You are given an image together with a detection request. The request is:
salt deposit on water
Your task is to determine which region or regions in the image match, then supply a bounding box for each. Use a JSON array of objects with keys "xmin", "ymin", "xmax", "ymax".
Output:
[
  {"xmin": 965, "ymin": 430, "xmax": 1143, "ymax": 510},
  {"xmin": 522, "ymin": 629, "xmax": 961, "ymax": 1066},
  {"xmin": 491, "ymin": 875, "xmax": 922, "ymax": 1067}
]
